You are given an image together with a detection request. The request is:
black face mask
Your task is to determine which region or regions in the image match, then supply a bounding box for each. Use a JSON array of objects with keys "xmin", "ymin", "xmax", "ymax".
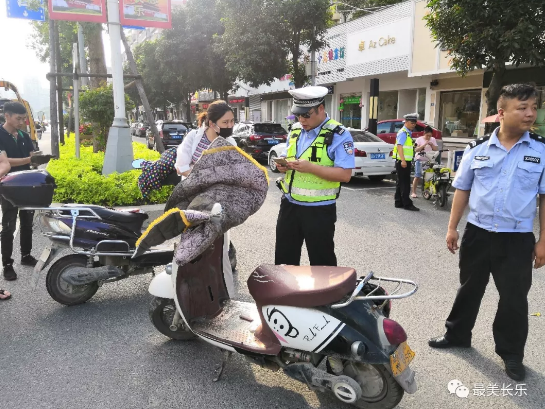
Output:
[{"xmin": 215, "ymin": 125, "xmax": 233, "ymax": 138}]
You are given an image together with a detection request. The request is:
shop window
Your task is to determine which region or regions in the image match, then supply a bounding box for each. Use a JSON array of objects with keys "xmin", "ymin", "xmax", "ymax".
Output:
[
  {"xmin": 378, "ymin": 91, "xmax": 398, "ymax": 121},
  {"xmin": 439, "ymin": 90, "xmax": 481, "ymax": 138},
  {"xmin": 339, "ymin": 94, "xmax": 362, "ymax": 129},
  {"xmin": 417, "ymin": 88, "xmax": 426, "ymax": 121}
]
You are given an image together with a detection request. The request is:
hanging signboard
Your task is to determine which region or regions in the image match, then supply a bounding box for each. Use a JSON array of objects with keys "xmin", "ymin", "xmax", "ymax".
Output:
[
  {"xmin": 6, "ymin": 0, "xmax": 45, "ymax": 21},
  {"xmin": 119, "ymin": 0, "xmax": 172, "ymax": 29},
  {"xmin": 48, "ymin": 0, "xmax": 107, "ymax": 23}
]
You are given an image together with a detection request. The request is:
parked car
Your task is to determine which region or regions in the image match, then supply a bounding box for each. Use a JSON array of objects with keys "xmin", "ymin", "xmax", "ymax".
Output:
[
  {"xmin": 147, "ymin": 120, "xmax": 189, "ymax": 150},
  {"xmin": 232, "ymin": 122, "xmax": 288, "ymax": 160},
  {"xmin": 131, "ymin": 122, "xmax": 149, "ymax": 138},
  {"xmin": 374, "ymin": 119, "xmax": 443, "ymax": 149},
  {"xmin": 267, "ymin": 128, "xmax": 395, "ymax": 181}
]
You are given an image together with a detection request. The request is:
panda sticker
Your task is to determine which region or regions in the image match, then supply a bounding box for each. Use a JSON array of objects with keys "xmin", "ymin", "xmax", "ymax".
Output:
[{"xmin": 266, "ymin": 307, "xmax": 299, "ymax": 341}]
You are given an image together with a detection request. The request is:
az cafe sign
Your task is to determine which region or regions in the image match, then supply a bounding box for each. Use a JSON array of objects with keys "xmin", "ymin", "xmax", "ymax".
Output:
[{"xmin": 346, "ymin": 19, "xmax": 410, "ymax": 67}]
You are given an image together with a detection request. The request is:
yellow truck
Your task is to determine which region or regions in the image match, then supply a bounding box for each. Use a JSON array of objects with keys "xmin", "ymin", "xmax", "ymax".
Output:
[{"xmin": 0, "ymin": 80, "xmax": 40, "ymax": 149}]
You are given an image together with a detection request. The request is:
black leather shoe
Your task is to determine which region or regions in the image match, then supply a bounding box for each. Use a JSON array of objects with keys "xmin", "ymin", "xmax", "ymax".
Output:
[
  {"xmin": 2, "ymin": 264, "xmax": 17, "ymax": 281},
  {"xmin": 395, "ymin": 203, "xmax": 403, "ymax": 208},
  {"xmin": 504, "ymin": 359, "xmax": 525, "ymax": 381},
  {"xmin": 404, "ymin": 205, "xmax": 420, "ymax": 211},
  {"xmin": 21, "ymin": 255, "xmax": 38, "ymax": 267},
  {"xmin": 428, "ymin": 335, "xmax": 471, "ymax": 349}
]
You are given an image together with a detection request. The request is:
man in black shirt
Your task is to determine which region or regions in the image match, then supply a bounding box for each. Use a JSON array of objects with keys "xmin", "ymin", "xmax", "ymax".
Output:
[{"xmin": 0, "ymin": 102, "xmax": 38, "ymax": 281}]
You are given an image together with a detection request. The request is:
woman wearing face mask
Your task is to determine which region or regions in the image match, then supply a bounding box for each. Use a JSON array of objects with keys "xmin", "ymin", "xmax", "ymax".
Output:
[
  {"xmin": 175, "ymin": 100, "xmax": 236, "ymax": 177},
  {"xmin": 175, "ymin": 100, "xmax": 238, "ymax": 295}
]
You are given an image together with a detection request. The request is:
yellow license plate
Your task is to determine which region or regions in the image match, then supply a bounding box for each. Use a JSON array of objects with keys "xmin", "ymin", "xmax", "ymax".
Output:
[{"xmin": 390, "ymin": 341, "xmax": 415, "ymax": 377}]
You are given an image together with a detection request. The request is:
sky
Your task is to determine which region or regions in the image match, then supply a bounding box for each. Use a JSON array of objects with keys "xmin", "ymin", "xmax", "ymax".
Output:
[{"xmin": 0, "ymin": 4, "xmax": 112, "ymax": 97}]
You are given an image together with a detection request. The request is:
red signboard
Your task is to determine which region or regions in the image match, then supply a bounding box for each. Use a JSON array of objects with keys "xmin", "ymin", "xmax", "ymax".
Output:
[
  {"xmin": 49, "ymin": 0, "xmax": 107, "ymax": 23},
  {"xmin": 119, "ymin": 0, "xmax": 172, "ymax": 29},
  {"xmin": 229, "ymin": 98, "xmax": 245, "ymax": 104}
]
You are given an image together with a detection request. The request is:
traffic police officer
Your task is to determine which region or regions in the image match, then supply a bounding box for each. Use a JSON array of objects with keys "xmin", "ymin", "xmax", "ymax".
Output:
[
  {"xmin": 275, "ymin": 86, "xmax": 355, "ymax": 266},
  {"xmin": 429, "ymin": 84, "xmax": 545, "ymax": 382},
  {"xmin": 393, "ymin": 113, "xmax": 419, "ymax": 211}
]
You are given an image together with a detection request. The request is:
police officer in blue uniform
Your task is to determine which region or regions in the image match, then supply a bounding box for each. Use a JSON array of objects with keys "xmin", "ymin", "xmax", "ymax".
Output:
[
  {"xmin": 429, "ymin": 84, "xmax": 545, "ymax": 382},
  {"xmin": 275, "ymin": 86, "xmax": 355, "ymax": 266},
  {"xmin": 393, "ymin": 113, "xmax": 419, "ymax": 211}
]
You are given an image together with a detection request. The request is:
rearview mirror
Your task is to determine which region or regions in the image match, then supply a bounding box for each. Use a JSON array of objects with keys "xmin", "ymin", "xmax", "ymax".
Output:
[{"xmin": 132, "ymin": 159, "xmax": 145, "ymax": 169}]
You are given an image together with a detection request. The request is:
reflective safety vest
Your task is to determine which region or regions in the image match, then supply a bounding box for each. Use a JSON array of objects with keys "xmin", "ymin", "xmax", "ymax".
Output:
[
  {"xmin": 392, "ymin": 127, "xmax": 414, "ymax": 161},
  {"xmin": 280, "ymin": 119, "xmax": 343, "ymax": 203}
]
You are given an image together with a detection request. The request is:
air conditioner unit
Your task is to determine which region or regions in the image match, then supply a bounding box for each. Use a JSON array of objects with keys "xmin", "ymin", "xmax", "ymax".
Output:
[{"xmin": 332, "ymin": 12, "xmax": 342, "ymax": 22}]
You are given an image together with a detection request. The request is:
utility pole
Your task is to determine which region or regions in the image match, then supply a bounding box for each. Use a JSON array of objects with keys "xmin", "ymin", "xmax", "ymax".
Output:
[
  {"xmin": 55, "ymin": 22, "xmax": 64, "ymax": 145},
  {"xmin": 311, "ymin": 26, "xmax": 316, "ymax": 86},
  {"xmin": 102, "ymin": 0, "xmax": 133, "ymax": 175},
  {"xmin": 48, "ymin": 20, "xmax": 60, "ymax": 158}
]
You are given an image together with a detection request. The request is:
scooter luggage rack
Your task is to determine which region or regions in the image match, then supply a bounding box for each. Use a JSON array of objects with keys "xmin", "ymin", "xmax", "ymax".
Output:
[
  {"xmin": 330, "ymin": 271, "xmax": 418, "ymax": 309},
  {"xmin": 24, "ymin": 206, "xmax": 160, "ymax": 258}
]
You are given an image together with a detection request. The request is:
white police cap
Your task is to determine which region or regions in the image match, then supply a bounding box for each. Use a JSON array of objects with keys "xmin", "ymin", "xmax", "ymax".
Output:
[
  {"xmin": 289, "ymin": 86, "xmax": 328, "ymax": 114},
  {"xmin": 403, "ymin": 113, "xmax": 418, "ymax": 122}
]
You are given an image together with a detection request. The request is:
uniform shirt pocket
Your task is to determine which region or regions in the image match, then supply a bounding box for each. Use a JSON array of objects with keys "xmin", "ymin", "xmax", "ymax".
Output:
[
  {"xmin": 470, "ymin": 160, "xmax": 494, "ymax": 189},
  {"xmin": 516, "ymin": 162, "xmax": 542, "ymax": 190}
]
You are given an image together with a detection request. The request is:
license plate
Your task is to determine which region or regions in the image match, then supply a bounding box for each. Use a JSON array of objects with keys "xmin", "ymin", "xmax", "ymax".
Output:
[
  {"xmin": 267, "ymin": 140, "xmax": 279, "ymax": 145},
  {"xmin": 371, "ymin": 153, "xmax": 386, "ymax": 160},
  {"xmin": 172, "ymin": 135, "xmax": 182, "ymax": 139},
  {"xmin": 390, "ymin": 341, "xmax": 415, "ymax": 377}
]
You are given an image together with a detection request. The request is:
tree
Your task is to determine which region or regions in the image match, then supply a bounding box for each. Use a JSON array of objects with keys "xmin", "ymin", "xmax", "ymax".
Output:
[
  {"xmin": 334, "ymin": 0, "xmax": 404, "ymax": 20},
  {"xmin": 80, "ymin": 85, "xmax": 135, "ymax": 152},
  {"xmin": 425, "ymin": 0, "xmax": 545, "ymax": 115},
  {"xmin": 219, "ymin": 0, "xmax": 332, "ymax": 88}
]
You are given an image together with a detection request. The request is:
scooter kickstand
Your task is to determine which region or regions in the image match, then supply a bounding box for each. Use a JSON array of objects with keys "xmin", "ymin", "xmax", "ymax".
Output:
[{"xmin": 213, "ymin": 350, "xmax": 232, "ymax": 382}]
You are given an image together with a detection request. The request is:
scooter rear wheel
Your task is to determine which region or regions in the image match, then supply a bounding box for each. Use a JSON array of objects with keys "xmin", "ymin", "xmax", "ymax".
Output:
[
  {"xmin": 327, "ymin": 361, "xmax": 404, "ymax": 409},
  {"xmin": 149, "ymin": 297, "xmax": 196, "ymax": 340},
  {"xmin": 45, "ymin": 255, "xmax": 99, "ymax": 306}
]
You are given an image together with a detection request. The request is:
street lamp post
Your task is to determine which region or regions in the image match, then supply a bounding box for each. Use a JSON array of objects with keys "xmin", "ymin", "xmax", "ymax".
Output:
[{"xmin": 102, "ymin": 0, "xmax": 134, "ymax": 175}]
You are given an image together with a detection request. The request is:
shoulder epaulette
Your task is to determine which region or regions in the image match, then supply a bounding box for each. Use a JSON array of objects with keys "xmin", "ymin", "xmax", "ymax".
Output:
[
  {"xmin": 530, "ymin": 133, "xmax": 545, "ymax": 144},
  {"xmin": 322, "ymin": 122, "xmax": 346, "ymax": 136},
  {"xmin": 468, "ymin": 135, "xmax": 491, "ymax": 149}
]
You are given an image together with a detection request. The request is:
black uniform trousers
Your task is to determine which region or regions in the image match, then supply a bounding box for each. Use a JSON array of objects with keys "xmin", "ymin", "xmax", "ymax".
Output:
[
  {"xmin": 445, "ymin": 222, "xmax": 534, "ymax": 361},
  {"xmin": 1, "ymin": 197, "xmax": 34, "ymax": 266},
  {"xmin": 394, "ymin": 160, "xmax": 413, "ymax": 208},
  {"xmin": 275, "ymin": 199, "xmax": 337, "ymax": 266}
]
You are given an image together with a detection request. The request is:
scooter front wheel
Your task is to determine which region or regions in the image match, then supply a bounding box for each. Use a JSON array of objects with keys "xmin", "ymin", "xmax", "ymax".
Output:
[
  {"xmin": 45, "ymin": 255, "xmax": 99, "ymax": 306},
  {"xmin": 149, "ymin": 297, "xmax": 196, "ymax": 340}
]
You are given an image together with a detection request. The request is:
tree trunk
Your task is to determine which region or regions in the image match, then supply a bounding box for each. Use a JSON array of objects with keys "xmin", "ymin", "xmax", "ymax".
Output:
[
  {"xmin": 120, "ymin": 29, "xmax": 165, "ymax": 152},
  {"xmin": 186, "ymin": 93, "xmax": 192, "ymax": 124},
  {"xmin": 55, "ymin": 23, "xmax": 65, "ymax": 145},
  {"xmin": 49, "ymin": 20, "xmax": 60, "ymax": 158},
  {"xmin": 485, "ymin": 63, "xmax": 506, "ymax": 116},
  {"xmin": 86, "ymin": 25, "xmax": 107, "ymax": 90}
]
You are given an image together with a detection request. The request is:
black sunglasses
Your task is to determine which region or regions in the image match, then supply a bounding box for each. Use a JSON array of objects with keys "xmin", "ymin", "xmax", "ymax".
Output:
[{"xmin": 296, "ymin": 108, "xmax": 317, "ymax": 119}]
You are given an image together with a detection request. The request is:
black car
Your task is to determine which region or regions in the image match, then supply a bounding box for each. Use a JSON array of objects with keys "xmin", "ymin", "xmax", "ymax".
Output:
[
  {"xmin": 232, "ymin": 122, "xmax": 288, "ymax": 159},
  {"xmin": 147, "ymin": 121, "xmax": 189, "ymax": 150}
]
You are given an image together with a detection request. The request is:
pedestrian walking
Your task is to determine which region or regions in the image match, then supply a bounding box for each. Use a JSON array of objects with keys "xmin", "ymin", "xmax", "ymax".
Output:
[
  {"xmin": 393, "ymin": 113, "xmax": 419, "ymax": 211},
  {"xmin": 275, "ymin": 86, "xmax": 355, "ymax": 266},
  {"xmin": 428, "ymin": 84, "xmax": 545, "ymax": 382},
  {"xmin": 0, "ymin": 150, "xmax": 11, "ymax": 298},
  {"xmin": 0, "ymin": 102, "xmax": 38, "ymax": 282},
  {"xmin": 411, "ymin": 125, "xmax": 438, "ymax": 198}
]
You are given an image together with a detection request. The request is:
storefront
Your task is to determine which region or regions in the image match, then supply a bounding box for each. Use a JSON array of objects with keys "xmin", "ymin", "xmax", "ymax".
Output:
[
  {"xmin": 438, "ymin": 90, "xmax": 481, "ymax": 138},
  {"xmin": 228, "ymin": 96, "xmax": 246, "ymax": 122},
  {"xmin": 339, "ymin": 94, "xmax": 362, "ymax": 128}
]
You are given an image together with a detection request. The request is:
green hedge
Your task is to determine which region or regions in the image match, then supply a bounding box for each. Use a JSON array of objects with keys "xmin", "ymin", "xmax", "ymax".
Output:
[{"xmin": 46, "ymin": 135, "xmax": 173, "ymax": 206}]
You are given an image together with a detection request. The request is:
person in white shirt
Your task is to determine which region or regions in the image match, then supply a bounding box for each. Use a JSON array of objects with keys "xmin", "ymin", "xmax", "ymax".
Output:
[
  {"xmin": 174, "ymin": 100, "xmax": 238, "ymax": 296},
  {"xmin": 411, "ymin": 126, "xmax": 438, "ymax": 198}
]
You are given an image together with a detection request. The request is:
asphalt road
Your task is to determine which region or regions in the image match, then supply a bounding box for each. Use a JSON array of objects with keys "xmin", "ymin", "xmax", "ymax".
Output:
[{"xmin": 1, "ymin": 137, "xmax": 544, "ymax": 409}]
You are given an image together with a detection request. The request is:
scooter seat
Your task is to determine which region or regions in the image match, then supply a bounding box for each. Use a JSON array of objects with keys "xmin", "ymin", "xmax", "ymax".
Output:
[
  {"xmin": 247, "ymin": 264, "xmax": 357, "ymax": 308},
  {"xmin": 61, "ymin": 205, "xmax": 149, "ymax": 232}
]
